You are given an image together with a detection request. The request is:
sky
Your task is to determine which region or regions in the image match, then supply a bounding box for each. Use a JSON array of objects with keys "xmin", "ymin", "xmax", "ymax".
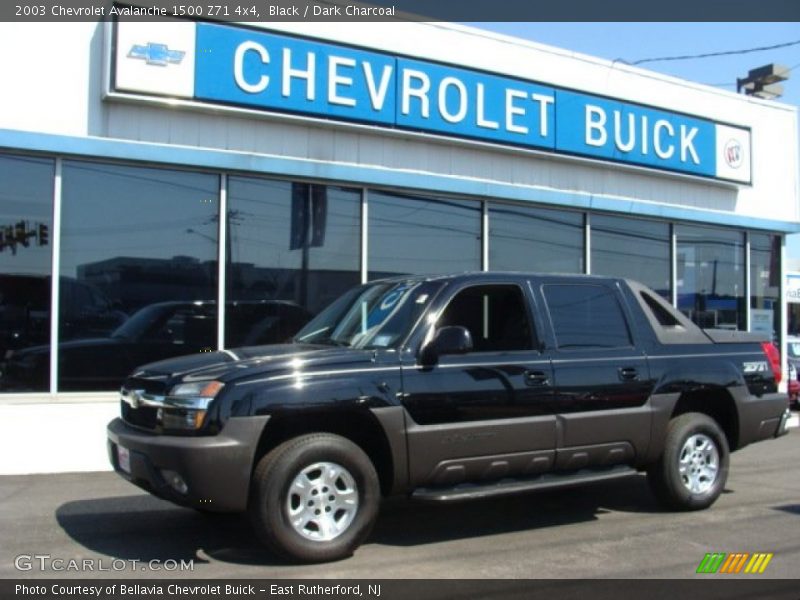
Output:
[{"xmin": 470, "ymin": 23, "xmax": 800, "ymax": 256}]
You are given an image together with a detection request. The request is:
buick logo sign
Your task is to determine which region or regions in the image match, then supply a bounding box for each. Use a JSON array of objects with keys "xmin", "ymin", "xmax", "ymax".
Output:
[{"xmin": 724, "ymin": 138, "xmax": 743, "ymax": 169}]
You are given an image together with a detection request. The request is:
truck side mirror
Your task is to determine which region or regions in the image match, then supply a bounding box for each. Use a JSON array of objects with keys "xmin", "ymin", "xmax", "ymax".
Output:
[{"xmin": 419, "ymin": 326, "xmax": 474, "ymax": 366}]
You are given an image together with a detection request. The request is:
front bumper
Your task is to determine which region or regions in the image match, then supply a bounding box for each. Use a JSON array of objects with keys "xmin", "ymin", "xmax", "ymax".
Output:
[{"xmin": 107, "ymin": 416, "xmax": 268, "ymax": 512}]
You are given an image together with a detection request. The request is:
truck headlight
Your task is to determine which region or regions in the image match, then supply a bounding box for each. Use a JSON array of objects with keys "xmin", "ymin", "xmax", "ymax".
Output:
[
  {"xmin": 160, "ymin": 380, "xmax": 224, "ymax": 431},
  {"xmin": 169, "ymin": 380, "xmax": 224, "ymax": 399}
]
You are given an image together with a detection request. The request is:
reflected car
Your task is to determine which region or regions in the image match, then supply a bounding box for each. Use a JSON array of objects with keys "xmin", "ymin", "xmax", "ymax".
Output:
[
  {"xmin": 789, "ymin": 365, "xmax": 799, "ymax": 408},
  {"xmin": 0, "ymin": 274, "xmax": 127, "ymax": 359},
  {"xmin": 787, "ymin": 336, "xmax": 800, "ymax": 372},
  {"xmin": 787, "ymin": 336, "xmax": 800, "ymax": 408},
  {"xmin": 0, "ymin": 300, "xmax": 312, "ymax": 392}
]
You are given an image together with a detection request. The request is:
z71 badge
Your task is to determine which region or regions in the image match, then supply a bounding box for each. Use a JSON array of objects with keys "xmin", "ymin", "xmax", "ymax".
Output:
[{"xmin": 743, "ymin": 361, "xmax": 769, "ymax": 373}]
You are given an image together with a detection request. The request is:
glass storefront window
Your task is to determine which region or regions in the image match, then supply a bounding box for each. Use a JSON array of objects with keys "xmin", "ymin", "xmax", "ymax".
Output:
[
  {"xmin": 57, "ymin": 162, "xmax": 219, "ymax": 391},
  {"xmin": 489, "ymin": 204, "xmax": 584, "ymax": 273},
  {"xmin": 368, "ymin": 191, "xmax": 481, "ymax": 279},
  {"xmin": 591, "ymin": 214, "xmax": 671, "ymax": 299},
  {"xmin": 225, "ymin": 177, "xmax": 361, "ymax": 347},
  {"xmin": 0, "ymin": 151, "xmax": 783, "ymax": 396},
  {"xmin": 676, "ymin": 224, "xmax": 745, "ymax": 330},
  {"xmin": 0, "ymin": 155, "xmax": 54, "ymax": 392},
  {"xmin": 750, "ymin": 232, "xmax": 781, "ymax": 341}
]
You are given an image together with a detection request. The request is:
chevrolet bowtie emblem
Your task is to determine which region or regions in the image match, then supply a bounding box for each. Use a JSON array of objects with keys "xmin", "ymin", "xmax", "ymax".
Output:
[
  {"xmin": 121, "ymin": 388, "xmax": 145, "ymax": 409},
  {"xmin": 128, "ymin": 42, "xmax": 185, "ymax": 66}
]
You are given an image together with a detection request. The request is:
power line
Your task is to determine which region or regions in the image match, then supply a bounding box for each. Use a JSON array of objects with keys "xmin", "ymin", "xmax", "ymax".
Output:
[{"xmin": 621, "ymin": 39, "xmax": 800, "ymax": 66}]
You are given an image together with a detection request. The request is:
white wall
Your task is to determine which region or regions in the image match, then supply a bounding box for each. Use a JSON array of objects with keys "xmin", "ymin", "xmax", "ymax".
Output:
[
  {"xmin": 0, "ymin": 23, "xmax": 104, "ymax": 137},
  {"xmin": 0, "ymin": 400, "xmax": 117, "ymax": 474}
]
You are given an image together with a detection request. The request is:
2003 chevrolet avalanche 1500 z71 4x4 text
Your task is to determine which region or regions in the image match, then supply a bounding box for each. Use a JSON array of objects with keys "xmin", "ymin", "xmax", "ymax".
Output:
[{"xmin": 107, "ymin": 273, "xmax": 791, "ymax": 563}]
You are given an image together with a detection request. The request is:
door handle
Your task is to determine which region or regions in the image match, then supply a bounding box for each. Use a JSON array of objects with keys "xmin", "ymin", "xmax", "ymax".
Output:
[
  {"xmin": 618, "ymin": 367, "xmax": 639, "ymax": 381},
  {"xmin": 524, "ymin": 370, "xmax": 550, "ymax": 386}
]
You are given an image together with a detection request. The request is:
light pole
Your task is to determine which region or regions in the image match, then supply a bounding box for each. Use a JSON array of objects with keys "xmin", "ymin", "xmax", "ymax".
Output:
[{"xmin": 737, "ymin": 64, "xmax": 790, "ymax": 100}]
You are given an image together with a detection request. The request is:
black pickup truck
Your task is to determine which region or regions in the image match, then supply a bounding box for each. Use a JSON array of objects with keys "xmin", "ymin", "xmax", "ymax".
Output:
[{"xmin": 107, "ymin": 273, "xmax": 791, "ymax": 563}]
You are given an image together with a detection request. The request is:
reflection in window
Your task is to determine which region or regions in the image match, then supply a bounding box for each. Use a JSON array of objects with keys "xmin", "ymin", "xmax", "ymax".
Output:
[
  {"xmin": 591, "ymin": 214, "xmax": 670, "ymax": 299},
  {"xmin": 750, "ymin": 232, "xmax": 780, "ymax": 341},
  {"xmin": 0, "ymin": 155, "xmax": 54, "ymax": 392},
  {"xmin": 368, "ymin": 191, "xmax": 481, "ymax": 279},
  {"xmin": 226, "ymin": 177, "xmax": 360, "ymax": 347},
  {"xmin": 58, "ymin": 162, "xmax": 219, "ymax": 391},
  {"xmin": 490, "ymin": 204, "xmax": 583, "ymax": 273},
  {"xmin": 676, "ymin": 225, "xmax": 745, "ymax": 331}
]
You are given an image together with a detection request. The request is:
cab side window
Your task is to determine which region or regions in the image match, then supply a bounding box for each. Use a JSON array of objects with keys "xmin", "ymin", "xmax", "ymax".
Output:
[{"xmin": 438, "ymin": 284, "xmax": 535, "ymax": 352}]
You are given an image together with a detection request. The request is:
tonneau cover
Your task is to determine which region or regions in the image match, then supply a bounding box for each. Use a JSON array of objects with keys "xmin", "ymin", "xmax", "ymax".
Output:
[{"xmin": 703, "ymin": 329, "xmax": 770, "ymax": 344}]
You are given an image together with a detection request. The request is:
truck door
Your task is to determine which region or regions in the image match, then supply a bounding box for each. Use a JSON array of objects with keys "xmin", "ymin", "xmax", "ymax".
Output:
[
  {"xmin": 537, "ymin": 281, "xmax": 654, "ymax": 469},
  {"xmin": 401, "ymin": 282, "xmax": 556, "ymax": 488}
]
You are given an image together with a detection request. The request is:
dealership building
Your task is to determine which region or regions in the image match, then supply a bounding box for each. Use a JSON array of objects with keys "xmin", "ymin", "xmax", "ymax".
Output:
[{"xmin": 0, "ymin": 19, "xmax": 798, "ymax": 473}]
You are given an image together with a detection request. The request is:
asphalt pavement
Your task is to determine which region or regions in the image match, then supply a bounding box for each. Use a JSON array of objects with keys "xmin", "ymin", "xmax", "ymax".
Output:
[{"xmin": 1, "ymin": 427, "xmax": 798, "ymax": 580}]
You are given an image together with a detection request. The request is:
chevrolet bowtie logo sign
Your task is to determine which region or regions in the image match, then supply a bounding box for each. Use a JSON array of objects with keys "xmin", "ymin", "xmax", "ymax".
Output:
[{"xmin": 128, "ymin": 43, "xmax": 185, "ymax": 66}]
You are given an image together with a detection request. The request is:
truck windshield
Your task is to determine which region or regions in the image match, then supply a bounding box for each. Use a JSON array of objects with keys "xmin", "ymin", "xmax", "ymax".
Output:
[{"xmin": 293, "ymin": 279, "xmax": 442, "ymax": 349}]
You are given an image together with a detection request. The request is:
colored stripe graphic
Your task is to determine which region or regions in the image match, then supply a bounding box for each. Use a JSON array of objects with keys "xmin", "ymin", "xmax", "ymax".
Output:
[
  {"xmin": 744, "ymin": 553, "xmax": 774, "ymax": 574},
  {"xmin": 697, "ymin": 553, "xmax": 726, "ymax": 574},
  {"xmin": 733, "ymin": 553, "xmax": 750, "ymax": 574},
  {"xmin": 719, "ymin": 553, "xmax": 749, "ymax": 573},
  {"xmin": 697, "ymin": 552, "xmax": 774, "ymax": 574}
]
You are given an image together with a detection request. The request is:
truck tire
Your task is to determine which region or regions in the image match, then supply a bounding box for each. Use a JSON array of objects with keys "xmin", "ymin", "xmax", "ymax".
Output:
[
  {"xmin": 248, "ymin": 433, "xmax": 380, "ymax": 563},
  {"xmin": 647, "ymin": 412, "xmax": 729, "ymax": 511}
]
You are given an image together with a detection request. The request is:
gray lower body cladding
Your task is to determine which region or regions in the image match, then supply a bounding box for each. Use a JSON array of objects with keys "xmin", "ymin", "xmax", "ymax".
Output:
[
  {"xmin": 106, "ymin": 388, "xmax": 788, "ymax": 512},
  {"xmin": 736, "ymin": 391, "xmax": 790, "ymax": 447}
]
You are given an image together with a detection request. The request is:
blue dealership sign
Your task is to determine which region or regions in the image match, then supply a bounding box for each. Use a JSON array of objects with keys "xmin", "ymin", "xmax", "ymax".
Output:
[
  {"xmin": 113, "ymin": 21, "xmax": 752, "ymax": 184},
  {"xmin": 394, "ymin": 58, "xmax": 556, "ymax": 150},
  {"xmin": 195, "ymin": 24, "xmax": 397, "ymax": 124},
  {"xmin": 555, "ymin": 90, "xmax": 716, "ymax": 177}
]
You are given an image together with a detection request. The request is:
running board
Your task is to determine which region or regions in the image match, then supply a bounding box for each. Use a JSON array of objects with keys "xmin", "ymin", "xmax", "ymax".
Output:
[{"xmin": 411, "ymin": 465, "xmax": 638, "ymax": 502}]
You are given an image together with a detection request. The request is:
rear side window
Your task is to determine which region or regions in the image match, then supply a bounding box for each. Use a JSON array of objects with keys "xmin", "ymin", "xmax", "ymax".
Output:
[
  {"xmin": 641, "ymin": 291, "xmax": 681, "ymax": 327},
  {"xmin": 543, "ymin": 284, "xmax": 631, "ymax": 349}
]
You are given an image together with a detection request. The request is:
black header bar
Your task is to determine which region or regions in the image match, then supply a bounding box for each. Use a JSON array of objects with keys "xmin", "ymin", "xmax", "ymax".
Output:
[
  {"xmin": 3, "ymin": 0, "xmax": 800, "ymax": 22},
  {"xmin": 3, "ymin": 579, "xmax": 800, "ymax": 600}
]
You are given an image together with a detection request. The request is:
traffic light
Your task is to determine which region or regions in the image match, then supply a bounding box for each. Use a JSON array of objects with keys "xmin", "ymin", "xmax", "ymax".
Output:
[
  {"xmin": 0, "ymin": 225, "xmax": 13, "ymax": 254},
  {"xmin": 37, "ymin": 223, "xmax": 49, "ymax": 246},
  {"xmin": 15, "ymin": 221, "xmax": 29, "ymax": 247}
]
